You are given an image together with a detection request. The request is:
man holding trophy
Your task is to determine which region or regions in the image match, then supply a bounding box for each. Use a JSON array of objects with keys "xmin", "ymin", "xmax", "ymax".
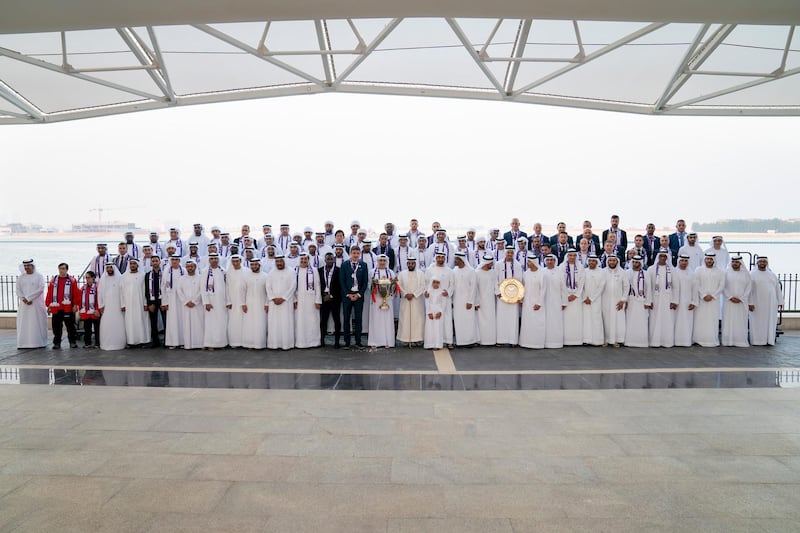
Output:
[{"xmin": 368, "ymin": 254, "xmax": 397, "ymax": 348}]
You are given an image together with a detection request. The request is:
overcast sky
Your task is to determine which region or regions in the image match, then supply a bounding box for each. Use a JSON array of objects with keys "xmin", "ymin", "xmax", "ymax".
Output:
[{"xmin": 1, "ymin": 93, "xmax": 798, "ymax": 235}]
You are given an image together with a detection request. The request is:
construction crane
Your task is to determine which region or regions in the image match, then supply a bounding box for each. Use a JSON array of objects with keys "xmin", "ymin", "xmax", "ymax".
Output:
[{"xmin": 88, "ymin": 206, "xmax": 142, "ymax": 223}]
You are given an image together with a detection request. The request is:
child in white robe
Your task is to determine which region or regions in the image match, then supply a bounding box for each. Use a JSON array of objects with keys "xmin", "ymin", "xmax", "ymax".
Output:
[{"xmin": 424, "ymin": 277, "xmax": 445, "ymax": 350}]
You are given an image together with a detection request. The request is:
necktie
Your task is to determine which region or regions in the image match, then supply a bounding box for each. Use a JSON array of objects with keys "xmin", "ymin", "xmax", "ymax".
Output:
[{"xmin": 679, "ymin": 233, "xmax": 684, "ymax": 247}]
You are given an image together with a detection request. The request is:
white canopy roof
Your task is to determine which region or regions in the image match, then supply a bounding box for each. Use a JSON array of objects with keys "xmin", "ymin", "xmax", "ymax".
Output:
[{"xmin": 1, "ymin": 1, "xmax": 799, "ymax": 123}]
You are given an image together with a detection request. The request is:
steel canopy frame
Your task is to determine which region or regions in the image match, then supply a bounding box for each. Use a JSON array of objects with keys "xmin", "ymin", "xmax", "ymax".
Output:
[{"xmin": 0, "ymin": 18, "xmax": 799, "ymax": 124}]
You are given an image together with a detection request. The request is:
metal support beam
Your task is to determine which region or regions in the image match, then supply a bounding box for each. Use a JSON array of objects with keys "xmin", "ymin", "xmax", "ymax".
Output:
[
  {"xmin": 314, "ymin": 19, "xmax": 335, "ymax": 86},
  {"xmin": 192, "ymin": 23, "xmax": 325, "ymax": 86},
  {"xmin": 147, "ymin": 26, "xmax": 176, "ymax": 102},
  {"xmin": 446, "ymin": 17, "xmax": 505, "ymax": 96},
  {"xmin": 653, "ymin": 23, "xmax": 709, "ymax": 110},
  {"xmin": 331, "ymin": 18, "xmax": 402, "ymax": 88},
  {"xmin": 512, "ymin": 22, "xmax": 667, "ymax": 96},
  {"xmin": 0, "ymin": 45, "xmax": 164, "ymax": 101},
  {"xmin": 0, "ymin": 79, "xmax": 44, "ymax": 121},
  {"xmin": 664, "ymin": 65, "xmax": 800, "ymax": 110},
  {"xmin": 117, "ymin": 27, "xmax": 173, "ymax": 101},
  {"xmin": 654, "ymin": 23, "xmax": 735, "ymax": 110},
  {"xmin": 503, "ymin": 19, "xmax": 532, "ymax": 94}
]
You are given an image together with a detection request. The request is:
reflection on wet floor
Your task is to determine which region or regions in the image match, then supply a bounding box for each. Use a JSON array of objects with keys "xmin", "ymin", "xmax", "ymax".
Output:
[{"xmin": 5, "ymin": 367, "xmax": 797, "ymax": 390}]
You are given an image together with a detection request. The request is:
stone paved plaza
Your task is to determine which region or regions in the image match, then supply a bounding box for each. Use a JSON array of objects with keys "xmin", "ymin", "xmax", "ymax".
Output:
[{"xmin": 1, "ymin": 331, "xmax": 800, "ymax": 531}]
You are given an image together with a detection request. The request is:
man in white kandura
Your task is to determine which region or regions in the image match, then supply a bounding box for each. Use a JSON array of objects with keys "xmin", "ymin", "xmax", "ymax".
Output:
[
  {"xmin": 601, "ymin": 255, "xmax": 628, "ymax": 348},
  {"xmin": 749, "ymin": 257, "xmax": 783, "ymax": 346},
  {"xmin": 542, "ymin": 254, "xmax": 567, "ymax": 349},
  {"xmin": 693, "ymin": 252, "xmax": 725, "ymax": 347},
  {"xmin": 721, "ymin": 255, "xmax": 752, "ymax": 347},
  {"xmin": 624, "ymin": 256, "xmax": 651, "ymax": 348},
  {"xmin": 452, "ymin": 252, "xmax": 478, "ymax": 347},
  {"xmin": 562, "ymin": 249, "xmax": 585, "ymax": 346},
  {"xmin": 16, "ymin": 259, "xmax": 48, "ymax": 349},
  {"xmin": 474, "ymin": 254, "xmax": 496, "ymax": 346},
  {"xmin": 677, "ymin": 233, "xmax": 704, "ymax": 272},
  {"xmin": 120, "ymin": 257, "xmax": 151, "ymax": 347},
  {"xmin": 98, "ymin": 263, "xmax": 126, "ymax": 350},
  {"xmin": 225, "ymin": 255, "xmax": 247, "ymax": 348},
  {"xmin": 647, "ymin": 250, "xmax": 678, "ymax": 348},
  {"xmin": 161, "ymin": 255, "xmax": 185, "ymax": 349},
  {"xmin": 396, "ymin": 255, "xmax": 426, "ymax": 347},
  {"xmin": 294, "ymin": 253, "xmax": 322, "ymax": 349},
  {"xmin": 425, "ymin": 251, "xmax": 455, "ymax": 348},
  {"xmin": 266, "ymin": 254, "xmax": 296, "ymax": 350},
  {"xmin": 495, "ymin": 247, "xmax": 522, "ymax": 346},
  {"xmin": 519, "ymin": 256, "xmax": 546, "ymax": 349},
  {"xmin": 201, "ymin": 253, "xmax": 228, "ymax": 350},
  {"xmin": 368, "ymin": 254, "xmax": 396, "ymax": 348},
  {"xmin": 672, "ymin": 254, "xmax": 697, "ymax": 347},
  {"xmin": 177, "ymin": 259, "xmax": 205, "ymax": 350},
  {"xmin": 582, "ymin": 254, "xmax": 606, "ymax": 346},
  {"xmin": 242, "ymin": 258, "xmax": 269, "ymax": 350}
]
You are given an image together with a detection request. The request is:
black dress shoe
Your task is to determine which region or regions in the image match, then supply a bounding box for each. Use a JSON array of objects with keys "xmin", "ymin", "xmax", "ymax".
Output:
[{"xmin": 52, "ymin": 343, "xmax": 61, "ymax": 349}]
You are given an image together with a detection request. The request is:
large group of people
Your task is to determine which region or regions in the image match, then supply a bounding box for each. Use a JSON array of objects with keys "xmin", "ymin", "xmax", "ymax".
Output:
[{"xmin": 15, "ymin": 216, "xmax": 784, "ymax": 352}]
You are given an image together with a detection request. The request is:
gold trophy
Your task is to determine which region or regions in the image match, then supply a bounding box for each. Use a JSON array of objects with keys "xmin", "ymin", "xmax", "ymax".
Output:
[
  {"xmin": 375, "ymin": 278, "xmax": 394, "ymax": 310},
  {"xmin": 499, "ymin": 278, "xmax": 525, "ymax": 304}
]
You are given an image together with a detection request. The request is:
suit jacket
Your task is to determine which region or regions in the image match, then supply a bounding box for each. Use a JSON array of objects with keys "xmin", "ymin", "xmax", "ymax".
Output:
[
  {"xmin": 550, "ymin": 234, "xmax": 574, "ymax": 249},
  {"xmin": 372, "ymin": 244, "xmax": 396, "ymax": 270},
  {"xmin": 527, "ymin": 234, "xmax": 550, "ymax": 248},
  {"xmin": 642, "ymin": 235, "xmax": 660, "ymax": 266},
  {"xmin": 503, "ymin": 230, "xmax": 528, "ymax": 248},
  {"xmin": 318, "ymin": 265, "xmax": 342, "ymax": 303},
  {"xmin": 553, "ymin": 242, "xmax": 571, "ymax": 265},
  {"xmin": 602, "ymin": 229, "xmax": 628, "ymax": 251},
  {"xmin": 338, "ymin": 260, "xmax": 369, "ymax": 297},
  {"xmin": 668, "ymin": 233, "xmax": 685, "ymax": 266},
  {"xmin": 144, "ymin": 270, "xmax": 161, "ymax": 304},
  {"xmin": 578, "ymin": 234, "xmax": 602, "ymax": 254}
]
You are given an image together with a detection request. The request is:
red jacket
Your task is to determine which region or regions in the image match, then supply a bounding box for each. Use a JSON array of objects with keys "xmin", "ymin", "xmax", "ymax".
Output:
[
  {"xmin": 45, "ymin": 275, "xmax": 80, "ymax": 313},
  {"xmin": 78, "ymin": 283, "xmax": 101, "ymax": 320}
]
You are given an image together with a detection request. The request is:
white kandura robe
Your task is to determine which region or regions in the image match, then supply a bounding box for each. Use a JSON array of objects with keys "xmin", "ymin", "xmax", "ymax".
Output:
[
  {"xmin": 750, "ymin": 268, "xmax": 783, "ymax": 346},
  {"xmin": 423, "ymin": 287, "xmax": 445, "ymax": 349},
  {"xmin": 120, "ymin": 271, "xmax": 150, "ymax": 345},
  {"xmin": 495, "ymin": 260, "xmax": 522, "ymax": 345},
  {"xmin": 201, "ymin": 267, "xmax": 228, "ymax": 348},
  {"xmin": 98, "ymin": 272, "xmax": 126, "ymax": 350},
  {"xmin": 693, "ymin": 265, "xmax": 725, "ymax": 347},
  {"xmin": 519, "ymin": 268, "xmax": 546, "ymax": 349},
  {"xmin": 360, "ymin": 251, "xmax": 377, "ymax": 333},
  {"xmin": 602, "ymin": 267, "xmax": 629, "ymax": 345},
  {"xmin": 562, "ymin": 262, "xmax": 585, "ymax": 346},
  {"xmin": 225, "ymin": 267, "xmax": 247, "ymax": 348},
  {"xmin": 396, "ymin": 269, "xmax": 426, "ymax": 343},
  {"xmin": 678, "ymin": 244, "xmax": 704, "ymax": 272},
  {"xmin": 242, "ymin": 270, "xmax": 268, "ymax": 349},
  {"xmin": 16, "ymin": 271, "xmax": 48, "ymax": 348},
  {"xmin": 474, "ymin": 266, "xmax": 497, "ymax": 345},
  {"xmin": 581, "ymin": 267, "xmax": 606, "ymax": 346},
  {"xmin": 749, "ymin": 268, "xmax": 782, "ymax": 346},
  {"xmin": 647, "ymin": 264, "xmax": 677, "ymax": 348},
  {"xmin": 452, "ymin": 265, "xmax": 478, "ymax": 346},
  {"xmin": 425, "ymin": 265, "xmax": 454, "ymax": 344},
  {"xmin": 721, "ymin": 268, "xmax": 751, "ymax": 347},
  {"xmin": 543, "ymin": 267, "xmax": 567, "ymax": 349},
  {"xmin": 624, "ymin": 269, "xmax": 651, "ymax": 348},
  {"xmin": 177, "ymin": 273, "xmax": 204, "ymax": 350},
  {"xmin": 672, "ymin": 268, "xmax": 697, "ymax": 347},
  {"xmin": 161, "ymin": 267, "xmax": 185, "ymax": 347},
  {"xmin": 294, "ymin": 266, "xmax": 322, "ymax": 348},
  {"xmin": 368, "ymin": 269, "xmax": 396, "ymax": 348},
  {"xmin": 265, "ymin": 267, "xmax": 296, "ymax": 350}
]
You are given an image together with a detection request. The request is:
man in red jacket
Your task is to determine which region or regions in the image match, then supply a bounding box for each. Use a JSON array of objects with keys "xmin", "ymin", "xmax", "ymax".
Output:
[{"xmin": 45, "ymin": 262, "xmax": 81, "ymax": 348}]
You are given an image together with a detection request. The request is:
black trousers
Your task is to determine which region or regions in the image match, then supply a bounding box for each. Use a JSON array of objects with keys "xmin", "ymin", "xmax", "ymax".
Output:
[
  {"xmin": 51, "ymin": 310, "xmax": 77, "ymax": 344},
  {"xmin": 320, "ymin": 298, "xmax": 342, "ymax": 345},
  {"xmin": 341, "ymin": 294, "xmax": 363, "ymax": 345},
  {"xmin": 148, "ymin": 302, "xmax": 165, "ymax": 347},
  {"xmin": 83, "ymin": 317, "xmax": 100, "ymax": 346}
]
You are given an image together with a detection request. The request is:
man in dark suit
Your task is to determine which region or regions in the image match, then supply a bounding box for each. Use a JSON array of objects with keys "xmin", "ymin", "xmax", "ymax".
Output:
[
  {"xmin": 550, "ymin": 222, "xmax": 574, "ymax": 249},
  {"xmin": 338, "ymin": 247, "xmax": 369, "ymax": 348},
  {"xmin": 144, "ymin": 256, "xmax": 165, "ymax": 347},
  {"xmin": 319, "ymin": 252, "xmax": 342, "ymax": 348},
  {"xmin": 503, "ymin": 218, "xmax": 528, "ymax": 247},
  {"xmin": 374, "ymin": 233, "xmax": 396, "ymax": 270},
  {"xmin": 553, "ymin": 232, "xmax": 572, "ymax": 264},
  {"xmin": 668, "ymin": 219, "xmax": 688, "ymax": 266},
  {"xmin": 578, "ymin": 227, "xmax": 602, "ymax": 255},
  {"xmin": 602, "ymin": 215, "xmax": 628, "ymax": 252},
  {"xmin": 528, "ymin": 222, "xmax": 549, "ymax": 249}
]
